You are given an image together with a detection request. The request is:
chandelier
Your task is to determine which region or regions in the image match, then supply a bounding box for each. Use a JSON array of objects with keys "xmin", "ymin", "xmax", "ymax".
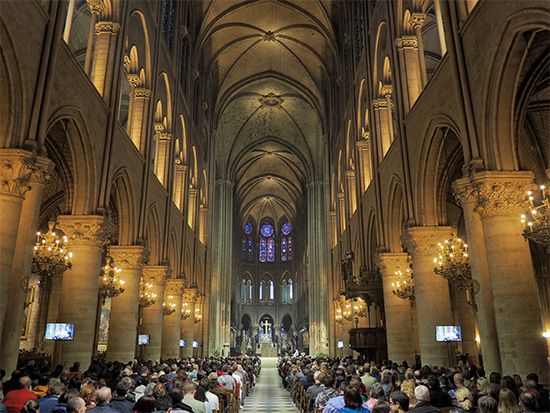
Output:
[
  {"xmin": 521, "ymin": 185, "xmax": 549, "ymax": 245},
  {"xmin": 181, "ymin": 302, "xmax": 192, "ymax": 320},
  {"xmin": 194, "ymin": 306, "xmax": 203, "ymax": 323},
  {"xmin": 433, "ymin": 238, "xmax": 480, "ymax": 307},
  {"xmin": 163, "ymin": 297, "xmax": 176, "ymax": 316},
  {"xmin": 391, "ymin": 267, "xmax": 415, "ymax": 302},
  {"xmin": 336, "ymin": 297, "xmax": 366, "ymax": 322},
  {"xmin": 98, "ymin": 257, "xmax": 125, "ymax": 305},
  {"xmin": 139, "ymin": 282, "xmax": 157, "ymax": 308},
  {"xmin": 32, "ymin": 221, "xmax": 73, "ymax": 279}
]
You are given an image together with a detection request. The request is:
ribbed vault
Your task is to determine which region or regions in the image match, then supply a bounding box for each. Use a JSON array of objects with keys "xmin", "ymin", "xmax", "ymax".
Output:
[{"xmin": 199, "ymin": 0, "xmax": 336, "ymax": 222}]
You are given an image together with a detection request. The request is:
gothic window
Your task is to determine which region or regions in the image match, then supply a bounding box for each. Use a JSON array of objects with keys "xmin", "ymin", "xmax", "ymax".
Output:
[
  {"xmin": 241, "ymin": 276, "xmax": 252, "ymax": 304},
  {"xmin": 259, "ymin": 280, "xmax": 264, "ymax": 301},
  {"xmin": 259, "ymin": 222, "xmax": 275, "ymax": 262},
  {"xmin": 280, "ymin": 222, "xmax": 293, "ymax": 261},
  {"xmin": 241, "ymin": 279, "xmax": 246, "ymax": 303},
  {"xmin": 282, "ymin": 279, "xmax": 288, "ymax": 303},
  {"xmin": 289, "ymin": 279, "xmax": 294, "ymax": 302},
  {"xmin": 242, "ymin": 221, "xmax": 253, "ymax": 262},
  {"xmin": 281, "ymin": 275, "xmax": 294, "ymax": 304},
  {"xmin": 269, "ymin": 280, "xmax": 274, "ymax": 301}
]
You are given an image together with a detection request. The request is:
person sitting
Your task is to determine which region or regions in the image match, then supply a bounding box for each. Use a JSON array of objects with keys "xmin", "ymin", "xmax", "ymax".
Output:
[
  {"xmin": 389, "ymin": 391, "xmax": 410, "ymax": 413},
  {"xmin": 166, "ymin": 390, "xmax": 191, "ymax": 413},
  {"xmin": 410, "ymin": 385, "xmax": 440, "ymax": 413},
  {"xmin": 21, "ymin": 399, "xmax": 40, "ymax": 413},
  {"xmin": 518, "ymin": 393, "xmax": 537, "ymax": 413},
  {"xmin": 477, "ymin": 396, "xmax": 497, "ymax": 413},
  {"xmin": 322, "ymin": 381, "xmax": 347, "ymax": 413},
  {"xmin": 315, "ymin": 374, "xmax": 339, "ymax": 411},
  {"xmin": 87, "ymin": 388, "xmax": 118, "ymax": 413},
  {"xmin": 498, "ymin": 388, "xmax": 521, "ymax": 413},
  {"xmin": 525, "ymin": 373, "xmax": 548, "ymax": 412},
  {"xmin": 33, "ymin": 376, "xmax": 50, "ymax": 399},
  {"xmin": 66, "ymin": 398, "xmax": 86, "ymax": 413},
  {"xmin": 427, "ymin": 376, "xmax": 451, "ymax": 408},
  {"xmin": 3, "ymin": 377, "xmax": 38, "ymax": 413},
  {"xmin": 39, "ymin": 382, "xmax": 66, "ymax": 413},
  {"xmin": 181, "ymin": 384, "xmax": 205, "ymax": 413},
  {"xmin": 110, "ymin": 382, "xmax": 133, "ymax": 413},
  {"xmin": 340, "ymin": 385, "xmax": 369, "ymax": 413}
]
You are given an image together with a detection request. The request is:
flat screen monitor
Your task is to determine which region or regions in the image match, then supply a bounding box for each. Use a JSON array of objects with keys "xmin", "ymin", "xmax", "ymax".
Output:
[
  {"xmin": 436, "ymin": 326, "xmax": 462, "ymax": 342},
  {"xmin": 45, "ymin": 323, "xmax": 75, "ymax": 341},
  {"xmin": 179, "ymin": 339, "xmax": 186, "ymax": 348},
  {"xmin": 138, "ymin": 334, "xmax": 151, "ymax": 345},
  {"xmin": 192, "ymin": 340, "xmax": 199, "ymax": 348},
  {"xmin": 337, "ymin": 341, "xmax": 344, "ymax": 349}
]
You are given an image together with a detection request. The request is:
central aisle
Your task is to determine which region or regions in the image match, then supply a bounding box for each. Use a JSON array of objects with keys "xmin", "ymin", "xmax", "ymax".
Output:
[{"xmin": 241, "ymin": 357, "xmax": 298, "ymax": 412}]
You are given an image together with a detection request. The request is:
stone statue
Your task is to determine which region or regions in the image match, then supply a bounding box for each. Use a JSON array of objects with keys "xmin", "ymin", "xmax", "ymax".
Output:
[{"xmin": 341, "ymin": 250, "xmax": 354, "ymax": 285}]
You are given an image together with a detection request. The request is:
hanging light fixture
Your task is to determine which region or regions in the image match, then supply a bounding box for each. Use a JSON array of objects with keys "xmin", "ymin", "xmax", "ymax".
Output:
[
  {"xmin": 98, "ymin": 257, "xmax": 125, "ymax": 305},
  {"xmin": 139, "ymin": 281, "xmax": 157, "ymax": 308},
  {"xmin": 194, "ymin": 306, "xmax": 203, "ymax": 323},
  {"xmin": 181, "ymin": 302, "xmax": 192, "ymax": 320},
  {"xmin": 163, "ymin": 296, "xmax": 176, "ymax": 316},
  {"xmin": 433, "ymin": 238, "xmax": 480, "ymax": 308},
  {"xmin": 391, "ymin": 267, "xmax": 415, "ymax": 302},
  {"xmin": 32, "ymin": 221, "xmax": 73, "ymax": 279},
  {"xmin": 521, "ymin": 184, "xmax": 550, "ymax": 245}
]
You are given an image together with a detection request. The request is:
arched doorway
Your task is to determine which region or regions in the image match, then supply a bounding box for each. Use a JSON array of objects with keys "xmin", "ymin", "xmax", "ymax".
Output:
[
  {"xmin": 258, "ymin": 314, "xmax": 274, "ymax": 343},
  {"xmin": 280, "ymin": 314, "xmax": 296, "ymax": 355}
]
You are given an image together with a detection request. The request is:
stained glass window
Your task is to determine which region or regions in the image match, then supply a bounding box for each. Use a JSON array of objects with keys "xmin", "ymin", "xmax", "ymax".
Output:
[
  {"xmin": 289, "ymin": 279, "xmax": 294, "ymax": 302},
  {"xmin": 281, "ymin": 238, "xmax": 288, "ymax": 261},
  {"xmin": 259, "ymin": 281, "xmax": 264, "ymax": 301},
  {"xmin": 259, "ymin": 238, "xmax": 267, "ymax": 262},
  {"xmin": 288, "ymin": 236, "xmax": 293, "ymax": 261},
  {"xmin": 246, "ymin": 239, "xmax": 253, "ymax": 261},
  {"xmin": 244, "ymin": 222, "xmax": 253, "ymax": 235},
  {"xmin": 242, "ymin": 221, "xmax": 254, "ymax": 262},
  {"xmin": 280, "ymin": 222, "xmax": 293, "ymax": 261},
  {"xmin": 260, "ymin": 223, "xmax": 274, "ymax": 237},
  {"xmin": 269, "ymin": 280, "xmax": 274, "ymax": 300},
  {"xmin": 267, "ymin": 238, "xmax": 275, "ymax": 262},
  {"xmin": 281, "ymin": 222, "xmax": 291, "ymax": 235},
  {"xmin": 241, "ymin": 280, "xmax": 246, "ymax": 303}
]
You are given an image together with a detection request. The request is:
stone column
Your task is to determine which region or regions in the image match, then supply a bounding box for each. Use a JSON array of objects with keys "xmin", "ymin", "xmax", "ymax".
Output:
[
  {"xmin": 453, "ymin": 178, "xmax": 501, "ymax": 373},
  {"xmin": 395, "ymin": 36, "xmax": 422, "ymax": 111},
  {"xmin": 410, "ymin": 13, "xmax": 428, "ymax": 87},
  {"xmin": 56, "ymin": 215, "xmax": 114, "ymax": 368},
  {"xmin": 173, "ymin": 164, "xmax": 186, "ymax": 210},
  {"xmin": 43, "ymin": 274, "xmax": 63, "ymax": 356},
  {"xmin": 356, "ymin": 138, "xmax": 372, "ymax": 193},
  {"xmin": 372, "ymin": 98, "xmax": 393, "ymax": 158},
  {"xmin": 161, "ymin": 279, "xmax": 184, "ymax": 359},
  {"xmin": 346, "ymin": 170, "xmax": 357, "ymax": 215},
  {"xmin": 377, "ymin": 253, "xmax": 416, "ymax": 365},
  {"xmin": 337, "ymin": 192, "xmax": 346, "ymax": 233},
  {"xmin": 140, "ymin": 266, "xmax": 169, "ymax": 361},
  {"xmin": 0, "ymin": 149, "xmax": 34, "ymax": 343},
  {"xmin": 402, "ymin": 226, "xmax": 455, "ymax": 367},
  {"xmin": 199, "ymin": 206, "xmax": 208, "ymax": 244},
  {"xmin": 106, "ymin": 246, "xmax": 148, "ymax": 362},
  {"xmin": 129, "ymin": 88, "xmax": 152, "ymax": 153},
  {"xmin": 0, "ymin": 156, "xmax": 53, "ymax": 372},
  {"xmin": 472, "ymin": 171, "xmax": 547, "ymax": 379},
  {"xmin": 181, "ymin": 288, "xmax": 197, "ymax": 357},
  {"xmin": 187, "ymin": 187, "xmax": 198, "ymax": 230},
  {"xmin": 83, "ymin": 0, "xmax": 103, "ymax": 75},
  {"xmin": 91, "ymin": 21, "xmax": 120, "ymax": 99}
]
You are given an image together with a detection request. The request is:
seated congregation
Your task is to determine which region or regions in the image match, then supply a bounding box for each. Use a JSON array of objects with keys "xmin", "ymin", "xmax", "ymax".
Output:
[{"xmin": 279, "ymin": 356, "xmax": 549, "ymax": 413}]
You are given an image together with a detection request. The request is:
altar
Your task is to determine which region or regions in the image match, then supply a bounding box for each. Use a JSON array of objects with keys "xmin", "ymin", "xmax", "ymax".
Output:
[
  {"xmin": 257, "ymin": 318, "xmax": 277, "ymax": 356},
  {"xmin": 260, "ymin": 342, "xmax": 277, "ymax": 357}
]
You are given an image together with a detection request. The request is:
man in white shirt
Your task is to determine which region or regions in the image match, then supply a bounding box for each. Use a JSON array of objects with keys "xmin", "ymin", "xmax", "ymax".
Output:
[{"xmin": 199, "ymin": 379, "xmax": 219, "ymax": 412}]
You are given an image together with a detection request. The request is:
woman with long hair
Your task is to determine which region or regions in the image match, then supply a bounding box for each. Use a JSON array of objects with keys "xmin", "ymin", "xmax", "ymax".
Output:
[{"xmin": 498, "ymin": 388, "xmax": 521, "ymax": 413}]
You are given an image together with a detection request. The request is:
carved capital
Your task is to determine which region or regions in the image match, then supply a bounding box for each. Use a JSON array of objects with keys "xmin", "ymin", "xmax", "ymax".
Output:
[
  {"xmin": 95, "ymin": 21, "xmax": 120, "ymax": 34},
  {"xmin": 471, "ymin": 171, "xmax": 535, "ymax": 218},
  {"xmin": 156, "ymin": 133, "xmax": 172, "ymax": 143},
  {"xmin": 395, "ymin": 36, "xmax": 418, "ymax": 50},
  {"xmin": 134, "ymin": 88, "xmax": 152, "ymax": 99},
  {"xmin": 182, "ymin": 288, "xmax": 198, "ymax": 303},
  {"xmin": 346, "ymin": 169, "xmax": 356, "ymax": 179},
  {"xmin": 452, "ymin": 177, "xmax": 477, "ymax": 207},
  {"xmin": 401, "ymin": 226, "xmax": 456, "ymax": 258},
  {"xmin": 56, "ymin": 215, "xmax": 114, "ymax": 248},
  {"xmin": 337, "ymin": 192, "xmax": 345, "ymax": 201},
  {"xmin": 165, "ymin": 279, "xmax": 185, "ymax": 296},
  {"xmin": 376, "ymin": 252, "xmax": 410, "ymax": 274},
  {"xmin": 127, "ymin": 74, "xmax": 142, "ymax": 88},
  {"xmin": 372, "ymin": 97, "xmax": 388, "ymax": 110},
  {"xmin": 379, "ymin": 83, "xmax": 393, "ymax": 98},
  {"xmin": 409, "ymin": 13, "xmax": 426, "ymax": 29},
  {"xmin": 142, "ymin": 265, "xmax": 171, "ymax": 284},
  {"xmin": 109, "ymin": 245, "xmax": 149, "ymax": 269},
  {"xmin": 356, "ymin": 139, "xmax": 370, "ymax": 150},
  {"xmin": 0, "ymin": 149, "xmax": 34, "ymax": 198},
  {"xmin": 29, "ymin": 156, "xmax": 54, "ymax": 186},
  {"xmin": 87, "ymin": 0, "xmax": 105, "ymax": 14}
]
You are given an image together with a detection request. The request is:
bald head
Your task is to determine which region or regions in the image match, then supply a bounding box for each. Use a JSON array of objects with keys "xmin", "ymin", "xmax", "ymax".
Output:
[
  {"xmin": 67, "ymin": 397, "xmax": 86, "ymax": 413},
  {"xmin": 19, "ymin": 376, "xmax": 32, "ymax": 390},
  {"xmin": 95, "ymin": 387, "xmax": 112, "ymax": 404},
  {"xmin": 414, "ymin": 385, "xmax": 430, "ymax": 402}
]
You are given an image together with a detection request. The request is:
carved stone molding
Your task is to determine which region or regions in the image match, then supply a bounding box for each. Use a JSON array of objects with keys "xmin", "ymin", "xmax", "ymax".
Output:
[
  {"xmin": 134, "ymin": 88, "xmax": 152, "ymax": 99},
  {"xmin": 87, "ymin": 0, "xmax": 105, "ymax": 14},
  {"xmin": 471, "ymin": 171, "xmax": 535, "ymax": 218},
  {"xmin": 376, "ymin": 252, "xmax": 410, "ymax": 274},
  {"xmin": 356, "ymin": 139, "xmax": 370, "ymax": 150},
  {"xmin": 165, "ymin": 279, "xmax": 185, "ymax": 296},
  {"xmin": 127, "ymin": 74, "xmax": 142, "ymax": 88},
  {"xmin": 182, "ymin": 288, "xmax": 198, "ymax": 303},
  {"xmin": 401, "ymin": 226, "xmax": 456, "ymax": 258},
  {"xmin": 346, "ymin": 169, "xmax": 356, "ymax": 179},
  {"xmin": 142, "ymin": 265, "xmax": 171, "ymax": 284},
  {"xmin": 409, "ymin": 13, "xmax": 426, "ymax": 29},
  {"xmin": 29, "ymin": 156, "xmax": 54, "ymax": 186},
  {"xmin": 156, "ymin": 133, "xmax": 172, "ymax": 143},
  {"xmin": 395, "ymin": 36, "xmax": 418, "ymax": 50},
  {"xmin": 109, "ymin": 245, "xmax": 149, "ymax": 269},
  {"xmin": 452, "ymin": 177, "xmax": 477, "ymax": 207},
  {"xmin": 379, "ymin": 84, "xmax": 393, "ymax": 98},
  {"xmin": 0, "ymin": 149, "xmax": 35, "ymax": 198},
  {"xmin": 372, "ymin": 97, "xmax": 388, "ymax": 110},
  {"xmin": 95, "ymin": 21, "xmax": 120, "ymax": 35},
  {"xmin": 56, "ymin": 215, "xmax": 114, "ymax": 248}
]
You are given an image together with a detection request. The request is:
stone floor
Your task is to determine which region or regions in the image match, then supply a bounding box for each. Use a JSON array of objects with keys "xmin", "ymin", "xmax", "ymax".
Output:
[{"xmin": 241, "ymin": 357, "xmax": 298, "ymax": 413}]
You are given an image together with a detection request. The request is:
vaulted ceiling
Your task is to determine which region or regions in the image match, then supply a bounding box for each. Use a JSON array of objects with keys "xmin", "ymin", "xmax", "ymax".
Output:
[{"xmin": 198, "ymin": 0, "xmax": 337, "ymax": 224}]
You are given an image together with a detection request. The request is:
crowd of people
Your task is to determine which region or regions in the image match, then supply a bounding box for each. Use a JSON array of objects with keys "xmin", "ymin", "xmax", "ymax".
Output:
[
  {"xmin": 278, "ymin": 356, "xmax": 549, "ymax": 413},
  {"xmin": 0, "ymin": 356, "xmax": 261, "ymax": 413}
]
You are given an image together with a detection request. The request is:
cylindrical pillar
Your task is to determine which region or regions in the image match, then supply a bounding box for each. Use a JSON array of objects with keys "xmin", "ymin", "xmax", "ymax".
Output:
[
  {"xmin": 453, "ymin": 177, "xmax": 501, "ymax": 373},
  {"xmin": 402, "ymin": 226, "xmax": 455, "ymax": 366},
  {"xmin": 56, "ymin": 215, "xmax": 114, "ymax": 368},
  {"xmin": 0, "ymin": 156, "xmax": 53, "ymax": 372},
  {"xmin": 106, "ymin": 246, "xmax": 148, "ymax": 362},
  {"xmin": 472, "ymin": 171, "xmax": 548, "ymax": 380},
  {"xmin": 181, "ymin": 288, "xmax": 197, "ymax": 357},
  {"xmin": 161, "ymin": 279, "xmax": 184, "ymax": 359},
  {"xmin": 378, "ymin": 253, "xmax": 416, "ymax": 365},
  {"xmin": 141, "ymin": 266, "xmax": 169, "ymax": 361}
]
